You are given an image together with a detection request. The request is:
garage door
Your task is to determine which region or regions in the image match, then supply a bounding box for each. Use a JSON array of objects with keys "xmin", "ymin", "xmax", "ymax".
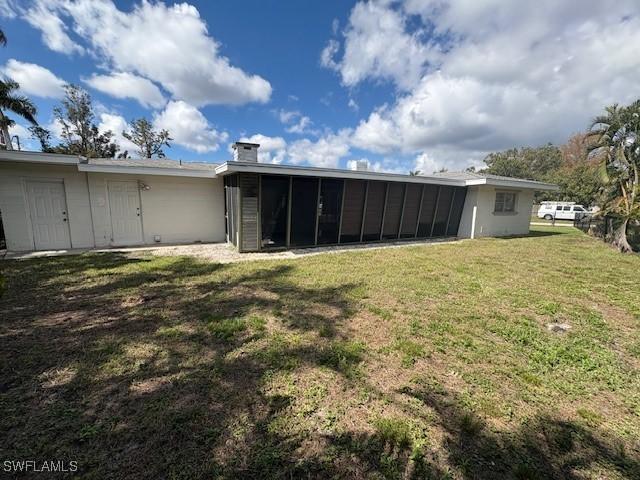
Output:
[{"xmin": 26, "ymin": 180, "xmax": 71, "ymax": 250}]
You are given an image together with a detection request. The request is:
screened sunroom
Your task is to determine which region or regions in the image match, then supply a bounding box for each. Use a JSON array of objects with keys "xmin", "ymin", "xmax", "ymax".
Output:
[{"xmin": 222, "ymin": 168, "xmax": 467, "ymax": 252}]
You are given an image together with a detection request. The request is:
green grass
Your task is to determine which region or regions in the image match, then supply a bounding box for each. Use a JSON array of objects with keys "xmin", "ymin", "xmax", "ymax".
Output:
[{"xmin": 1, "ymin": 226, "xmax": 639, "ymax": 479}]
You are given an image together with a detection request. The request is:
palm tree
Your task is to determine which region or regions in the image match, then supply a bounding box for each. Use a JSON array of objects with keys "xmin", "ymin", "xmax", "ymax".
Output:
[
  {"xmin": 0, "ymin": 78, "xmax": 37, "ymax": 150},
  {"xmin": 409, "ymin": 170, "xmax": 421, "ymax": 176},
  {"xmin": 0, "ymin": 28, "xmax": 7, "ymax": 47},
  {"xmin": 587, "ymin": 101, "xmax": 640, "ymax": 253}
]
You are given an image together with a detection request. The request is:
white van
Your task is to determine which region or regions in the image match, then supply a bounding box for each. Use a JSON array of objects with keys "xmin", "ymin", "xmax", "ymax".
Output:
[{"xmin": 537, "ymin": 202, "xmax": 588, "ymax": 220}]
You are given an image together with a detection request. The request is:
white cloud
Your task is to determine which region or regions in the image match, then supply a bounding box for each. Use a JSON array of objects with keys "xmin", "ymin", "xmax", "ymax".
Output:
[
  {"xmin": 238, "ymin": 134, "xmax": 287, "ymax": 164},
  {"xmin": 23, "ymin": 0, "xmax": 271, "ymax": 106},
  {"xmin": 1, "ymin": 59, "xmax": 66, "ymax": 98},
  {"xmin": 277, "ymin": 109, "xmax": 315, "ymax": 135},
  {"xmin": 320, "ymin": 39, "xmax": 340, "ymax": 70},
  {"xmin": 414, "ymin": 152, "xmax": 439, "ymax": 175},
  {"xmin": 333, "ymin": 0, "xmax": 640, "ymax": 168},
  {"xmin": 274, "ymin": 109, "xmax": 320, "ymax": 135},
  {"xmin": 322, "ymin": 0, "xmax": 435, "ymax": 90},
  {"xmin": 278, "ymin": 109, "xmax": 299, "ymax": 124},
  {"xmin": 0, "ymin": 0, "xmax": 18, "ymax": 18},
  {"xmin": 23, "ymin": 0, "xmax": 84, "ymax": 55},
  {"xmin": 153, "ymin": 100, "xmax": 227, "ymax": 153},
  {"xmin": 348, "ymin": 98, "xmax": 359, "ymax": 112},
  {"xmin": 85, "ymin": 72, "xmax": 165, "ymax": 109},
  {"xmin": 8, "ymin": 123, "xmax": 38, "ymax": 150},
  {"xmin": 288, "ymin": 129, "xmax": 351, "ymax": 168},
  {"xmin": 97, "ymin": 113, "xmax": 138, "ymax": 153},
  {"xmin": 286, "ymin": 116, "xmax": 313, "ymax": 135}
]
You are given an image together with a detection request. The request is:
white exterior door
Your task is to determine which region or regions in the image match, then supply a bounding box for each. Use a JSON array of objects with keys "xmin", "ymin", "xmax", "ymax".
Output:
[
  {"xmin": 26, "ymin": 180, "xmax": 71, "ymax": 250},
  {"xmin": 108, "ymin": 181, "xmax": 143, "ymax": 246}
]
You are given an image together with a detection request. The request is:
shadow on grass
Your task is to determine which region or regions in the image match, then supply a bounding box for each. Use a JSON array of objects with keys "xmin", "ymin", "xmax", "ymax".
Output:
[
  {"xmin": 0, "ymin": 253, "xmax": 361, "ymax": 478},
  {"xmin": 496, "ymin": 229, "xmax": 570, "ymax": 240},
  {"xmin": 1, "ymin": 253, "xmax": 638, "ymax": 479}
]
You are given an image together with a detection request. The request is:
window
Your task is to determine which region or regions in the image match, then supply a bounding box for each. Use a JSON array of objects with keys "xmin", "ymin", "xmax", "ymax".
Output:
[
  {"xmin": 556, "ymin": 206, "xmax": 562, "ymax": 211},
  {"xmin": 563, "ymin": 206, "xmax": 571, "ymax": 211},
  {"xmin": 573, "ymin": 206, "xmax": 584, "ymax": 212},
  {"xmin": 494, "ymin": 192, "xmax": 517, "ymax": 213}
]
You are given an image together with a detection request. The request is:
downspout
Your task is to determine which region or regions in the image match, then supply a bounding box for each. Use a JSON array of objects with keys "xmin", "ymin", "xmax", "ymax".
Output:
[{"xmin": 470, "ymin": 205, "xmax": 477, "ymax": 239}]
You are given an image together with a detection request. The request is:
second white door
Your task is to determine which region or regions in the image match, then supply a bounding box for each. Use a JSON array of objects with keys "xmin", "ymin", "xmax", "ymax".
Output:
[{"xmin": 108, "ymin": 181, "xmax": 143, "ymax": 246}]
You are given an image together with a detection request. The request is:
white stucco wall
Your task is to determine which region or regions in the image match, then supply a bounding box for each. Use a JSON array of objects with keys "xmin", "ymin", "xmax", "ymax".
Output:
[
  {"xmin": 87, "ymin": 173, "xmax": 225, "ymax": 246},
  {"xmin": 0, "ymin": 161, "xmax": 226, "ymax": 251},
  {"xmin": 0, "ymin": 162, "xmax": 94, "ymax": 251},
  {"xmin": 458, "ymin": 185, "xmax": 534, "ymax": 238}
]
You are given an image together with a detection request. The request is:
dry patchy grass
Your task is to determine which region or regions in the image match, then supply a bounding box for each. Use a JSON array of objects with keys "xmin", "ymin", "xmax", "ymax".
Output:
[{"xmin": 1, "ymin": 227, "xmax": 639, "ymax": 479}]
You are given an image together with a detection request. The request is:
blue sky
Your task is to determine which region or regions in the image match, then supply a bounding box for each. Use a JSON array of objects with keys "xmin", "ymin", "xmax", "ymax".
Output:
[{"xmin": 1, "ymin": 1, "xmax": 640, "ymax": 173}]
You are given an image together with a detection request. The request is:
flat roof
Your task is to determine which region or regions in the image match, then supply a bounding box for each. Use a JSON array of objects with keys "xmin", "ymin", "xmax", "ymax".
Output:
[
  {"xmin": 0, "ymin": 149, "xmax": 559, "ymax": 191},
  {"xmin": 215, "ymin": 161, "xmax": 559, "ymax": 191},
  {"xmin": 0, "ymin": 150, "xmax": 219, "ymax": 178}
]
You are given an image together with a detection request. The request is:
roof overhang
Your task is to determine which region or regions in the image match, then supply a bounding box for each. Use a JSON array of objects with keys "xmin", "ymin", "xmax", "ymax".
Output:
[
  {"xmin": 0, "ymin": 150, "xmax": 79, "ymax": 165},
  {"xmin": 464, "ymin": 177, "xmax": 559, "ymax": 191},
  {"xmin": 215, "ymin": 161, "xmax": 466, "ymax": 187},
  {"xmin": 77, "ymin": 163, "xmax": 217, "ymax": 178},
  {"xmin": 215, "ymin": 161, "xmax": 560, "ymax": 191}
]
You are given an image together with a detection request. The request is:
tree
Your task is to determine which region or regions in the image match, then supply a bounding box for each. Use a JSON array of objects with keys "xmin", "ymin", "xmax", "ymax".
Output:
[
  {"xmin": 409, "ymin": 170, "xmax": 421, "ymax": 176},
  {"xmin": 122, "ymin": 118, "xmax": 171, "ymax": 158},
  {"xmin": 0, "ymin": 79, "xmax": 38, "ymax": 150},
  {"xmin": 481, "ymin": 144, "xmax": 562, "ymax": 181},
  {"xmin": 53, "ymin": 84, "xmax": 118, "ymax": 158},
  {"xmin": 0, "ymin": 27, "xmax": 7, "ymax": 47},
  {"xmin": 29, "ymin": 125, "xmax": 53, "ymax": 152},
  {"xmin": 587, "ymin": 101, "xmax": 640, "ymax": 253},
  {"xmin": 549, "ymin": 133, "xmax": 601, "ymax": 206}
]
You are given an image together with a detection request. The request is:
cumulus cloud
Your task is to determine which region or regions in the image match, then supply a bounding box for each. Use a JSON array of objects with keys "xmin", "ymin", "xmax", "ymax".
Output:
[
  {"xmin": 326, "ymin": 0, "xmax": 640, "ymax": 168},
  {"xmin": 22, "ymin": 0, "xmax": 84, "ymax": 55},
  {"xmin": 277, "ymin": 109, "xmax": 316, "ymax": 135},
  {"xmin": 1, "ymin": 59, "xmax": 66, "ymax": 98},
  {"xmin": 153, "ymin": 100, "xmax": 228, "ymax": 153},
  {"xmin": 321, "ymin": 0, "xmax": 435, "ymax": 90},
  {"xmin": 85, "ymin": 72, "xmax": 165, "ymax": 109},
  {"xmin": 96, "ymin": 113, "xmax": 138, "ymax": 153},
  {"xmin": 237, "ymin": 134, "xmax": 287, "ymax": 164},
  {"xmin": 288, "ymin": 129, "xmax": 351, "ymax": 168},
  {"xmin": 414, "ymin": 152, "xmax": 440, "ymax": 175},
  {"xmin": 22, "ymin": 0, "xmax": 271, "ymax": 106}
]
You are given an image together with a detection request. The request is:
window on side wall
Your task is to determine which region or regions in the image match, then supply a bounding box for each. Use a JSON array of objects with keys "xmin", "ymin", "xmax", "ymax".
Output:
[{"xmin": 494, "ymin": 191, "xmax": 517, "ymax": 213}]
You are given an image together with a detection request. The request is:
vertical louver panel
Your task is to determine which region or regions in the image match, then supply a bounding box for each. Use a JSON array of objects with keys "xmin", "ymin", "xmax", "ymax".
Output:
[
  {"xmin": 362, "ymin": 181, "xmax": 386, "ymax": 241},
  {"xmin": 417, "ymin": 185, "xmax": 439, "ymax": 237},
  {"xmin": 432, "ymin": 186, "xmax": 454, "ymax": 236},
  {"xmin": 400, "ymin": 183, "xmax": 422, "ymax": 238},
  {"xmin": 340, "ymin": 179, "xmax": 367, "ymax": 243},
  {"xmin": 446, "ymin": 187, "xmax": 467, "ymax": 236},
  {"xmin": 382, "ymin": 183, "xmax": 404, "ymax": 239},
  {"xmin": 239, "ymin": 173, "xmax": 259, "ymax": 252}
]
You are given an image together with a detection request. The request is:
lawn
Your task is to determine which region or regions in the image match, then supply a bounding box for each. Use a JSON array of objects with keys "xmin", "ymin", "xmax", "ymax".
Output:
[{"xmin": 1, "ymin": 227, "xmax": 639, "ymax": 479}]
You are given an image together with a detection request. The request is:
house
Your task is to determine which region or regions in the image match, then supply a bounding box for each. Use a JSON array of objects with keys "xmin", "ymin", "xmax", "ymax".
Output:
[{"xmin": 0, "ymin": 142, "xmax": 558, "ymax": 252}]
